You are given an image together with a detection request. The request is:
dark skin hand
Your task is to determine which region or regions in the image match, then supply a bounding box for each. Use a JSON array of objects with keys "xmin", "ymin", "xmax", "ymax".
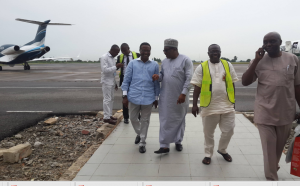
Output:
[
  {"xmin": 116, "ymin": 63, "xmax": 124, "ymax": 68},
  {"xmin": 177, "ymin": 94, "xmax": 186, "ymax": 104},
  {"xmin": 192, "ymin": 85, "xmax": 201, "ymax": 117},
  {"xmin": 241, "ymin": 46, "xmax": 265, "ymax": 86},
  {"xmin": 152, "ymin": 74, "xmax": 159, "ymax": 81},
  {"xmin": 153, "ymin": 100, "xmax": 158, "ymax": 109}
]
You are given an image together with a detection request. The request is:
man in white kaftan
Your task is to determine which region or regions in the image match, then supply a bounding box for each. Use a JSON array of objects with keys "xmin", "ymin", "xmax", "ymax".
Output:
[{"xmin": 152, "ymin": 38, "xmax": 193, "ymax": 153}]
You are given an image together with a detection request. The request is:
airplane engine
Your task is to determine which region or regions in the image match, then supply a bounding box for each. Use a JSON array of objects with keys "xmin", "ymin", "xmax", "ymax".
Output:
[
  {"xmin": 35, "ymin": 46, "xmax": 51, "ymax": 58},
  {"xmin": 1, "ymin": 45, "xmax": 20, "ymax": 55},
  {"xmin": 44, "ymin": 46, "xmax": 50, "ymax": 52}
]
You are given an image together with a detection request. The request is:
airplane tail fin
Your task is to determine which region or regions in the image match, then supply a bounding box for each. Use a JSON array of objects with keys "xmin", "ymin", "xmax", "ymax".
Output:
[{"xmin": 16, "ymin": 18, "xmax": 72, "ymax": 47}]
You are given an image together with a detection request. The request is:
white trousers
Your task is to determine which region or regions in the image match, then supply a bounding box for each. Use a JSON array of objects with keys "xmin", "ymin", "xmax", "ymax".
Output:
[
  {"xmin": 102, "ymin": 84, "xmax": 115, "ymax": 120},
  {"xmin": 129, "ymin": 102, "xmax": 152, "ymax": 147},
  {"xmin": 202, "ymin": 111, "xmax": 235, "ymax": 158}
]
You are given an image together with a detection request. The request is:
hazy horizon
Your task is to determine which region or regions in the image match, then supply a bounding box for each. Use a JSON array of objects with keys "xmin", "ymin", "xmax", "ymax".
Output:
[{"xmin": 1, "ymin": 0, "xmax": 299, "ymax": 61}]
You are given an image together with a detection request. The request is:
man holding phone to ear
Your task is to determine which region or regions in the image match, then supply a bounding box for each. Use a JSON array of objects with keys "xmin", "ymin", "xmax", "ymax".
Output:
[{"xmin": 242, "ymin": 32, "xmax": 300, "ymax": 181}]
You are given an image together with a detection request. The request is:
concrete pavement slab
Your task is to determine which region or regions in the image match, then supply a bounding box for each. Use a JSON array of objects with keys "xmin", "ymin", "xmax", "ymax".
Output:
[{"xmin": 72, "ymin": 113, "xmax": 296, "ymax": 181}]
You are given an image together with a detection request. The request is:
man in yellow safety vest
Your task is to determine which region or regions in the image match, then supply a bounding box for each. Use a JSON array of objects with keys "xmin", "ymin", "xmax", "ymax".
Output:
[
  {"xmin": 190, "ymin": 44, "xmax": 238, "ymax": 165},
  {"xmin": 116, "ymin": 43, "xmax": 140, "ymax": 124}
]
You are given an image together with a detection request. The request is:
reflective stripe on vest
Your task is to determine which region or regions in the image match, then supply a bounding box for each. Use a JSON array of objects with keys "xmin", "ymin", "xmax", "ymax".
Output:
[
  {"xmin": 119, "ymin": 51, "xmax": 138, "ymax": 77},
  {"xmin": 200, "ymin": 59, "xmax": 235, "ymax": 107}
]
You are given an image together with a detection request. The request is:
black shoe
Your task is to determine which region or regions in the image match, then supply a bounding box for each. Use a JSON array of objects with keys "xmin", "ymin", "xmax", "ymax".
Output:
[
  {"xmin": 135, "ymin": 135, "xmax": 141, "ymax": 144},
  {"xmin": 139, "ymin": 146, "xmax": 146, "ymax": 153},
  {"xmin": 175, "ymin": 144, "xmax": 183, "ymax": 151},
  {"xmin": 154, "ymin": 148, "xmax": 170, "ymax": 154},
  {"xmin": 124, "ymin": 119, "xmax": 129, "ymax": 124}
]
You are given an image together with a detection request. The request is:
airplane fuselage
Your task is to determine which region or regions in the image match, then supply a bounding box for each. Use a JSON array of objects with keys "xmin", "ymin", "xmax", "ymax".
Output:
[{"xmin": 0, "ymin": 44, "xmax": 48, "ymax": 66}]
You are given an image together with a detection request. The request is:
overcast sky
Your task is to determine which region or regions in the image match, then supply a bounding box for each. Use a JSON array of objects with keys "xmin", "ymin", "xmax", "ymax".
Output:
[{"xmin": 1, "ymin": 0, "xmax": 299, "ymax": 61}]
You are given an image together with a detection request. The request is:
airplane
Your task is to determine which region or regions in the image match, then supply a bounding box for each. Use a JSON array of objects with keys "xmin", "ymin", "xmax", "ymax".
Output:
[
  {"xmin": 0, "ymin": 18, "xmax": 72, "ymax": 71},
  {"xmin": 281, "ymin": 40, "xmax": 300, "ymax": 56},
  {"xmin": 31, "ymin": 56, "xmax": 73, "ymax": 62}
]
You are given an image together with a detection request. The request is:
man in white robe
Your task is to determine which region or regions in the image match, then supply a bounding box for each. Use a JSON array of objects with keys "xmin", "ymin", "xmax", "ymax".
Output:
[{"xmin": 152, "ymin": 38, "xmax": 193, "ymax": 153}]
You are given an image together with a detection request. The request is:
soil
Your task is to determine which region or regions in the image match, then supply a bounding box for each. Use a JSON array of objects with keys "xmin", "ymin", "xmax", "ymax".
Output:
[{"xmin": 0, "ymin": 114, "xmax": 105, "ymax": 181}]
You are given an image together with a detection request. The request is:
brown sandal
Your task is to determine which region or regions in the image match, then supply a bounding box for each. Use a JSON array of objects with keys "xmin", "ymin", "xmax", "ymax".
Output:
[
  {"xmin": 217, "ymin": 150, "xmax": 232, "ymax": 162},
  {"xmin": 202, "ymin": 157, "xmax": 211, "ymax": 165}
]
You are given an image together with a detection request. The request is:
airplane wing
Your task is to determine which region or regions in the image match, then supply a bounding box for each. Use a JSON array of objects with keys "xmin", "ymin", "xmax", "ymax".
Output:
[
  {"xmin": 16, "ymin": 18, "xmax": 44, "ymax": 25},
  {"xmin": 29, "ymin": 57, "xmax": 73, "ymax": 62},
  {"xmin": 16, "ymin": 18, "xmax": 72, "ymax": 26}
]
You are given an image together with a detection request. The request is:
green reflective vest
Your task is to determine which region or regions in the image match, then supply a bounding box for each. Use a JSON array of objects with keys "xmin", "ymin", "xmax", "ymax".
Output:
[
  {"xmin": 200, "ymin": 59, "xmax": 235, "ymax": 107},
  {"xmin": 118, "ymin": 51, "xmax": 138, "ymax": 77}
]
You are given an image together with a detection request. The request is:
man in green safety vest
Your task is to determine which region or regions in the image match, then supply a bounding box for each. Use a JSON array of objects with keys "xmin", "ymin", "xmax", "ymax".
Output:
[
  {"xmin": 116, "ymin": 43, "xmax": 140, "ymax": 124},
  {"xmin": 190, "ymin": 44, "xmax": 238, "ymax": 165}
]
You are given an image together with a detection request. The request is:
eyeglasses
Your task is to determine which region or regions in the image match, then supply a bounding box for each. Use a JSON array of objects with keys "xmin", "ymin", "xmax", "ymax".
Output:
[{"xmin": 163, "ymin": 49, "xmax": 171, "ymax": 52}]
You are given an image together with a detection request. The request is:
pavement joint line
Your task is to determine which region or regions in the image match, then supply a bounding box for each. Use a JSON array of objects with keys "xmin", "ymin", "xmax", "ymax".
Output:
[{"xmin": 6, "ymin": 111, "xmax": 53, "ymax": 113}]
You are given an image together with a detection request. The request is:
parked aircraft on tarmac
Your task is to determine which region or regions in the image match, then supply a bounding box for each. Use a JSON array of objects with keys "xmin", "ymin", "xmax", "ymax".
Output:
[
  {"xmin": 281, "ymin": 40, "xmax": 300, "ymax": 56},
  {"xmin": 0, "ymin": 18, "xmax": 72, "ymax": 71}
]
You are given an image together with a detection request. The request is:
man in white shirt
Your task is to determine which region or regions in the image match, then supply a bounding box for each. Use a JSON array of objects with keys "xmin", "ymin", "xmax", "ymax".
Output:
[
  {"xmin": 190, "ymin": 44, "xmax": 238, "ymax": 165},
  {"xmin": 100, "ymin": 45, "xmax": 123, "ymax": 124}
]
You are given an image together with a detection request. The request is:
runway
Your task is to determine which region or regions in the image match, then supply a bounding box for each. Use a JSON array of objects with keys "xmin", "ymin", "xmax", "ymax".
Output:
[{"xmin": 0, "ymin": 63, "xmax": 256, "ymax": 140}]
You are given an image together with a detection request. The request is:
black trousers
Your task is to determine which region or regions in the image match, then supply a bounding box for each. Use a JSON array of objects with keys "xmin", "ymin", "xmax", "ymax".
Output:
[{"xmin": 120, "ymin": 75, "xmax": 129, "ymax": 119}]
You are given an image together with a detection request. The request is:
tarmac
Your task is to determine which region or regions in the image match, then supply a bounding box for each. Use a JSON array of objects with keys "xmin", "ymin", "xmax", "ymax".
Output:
[
  {"xmin": 72, "ymin": 113, "xmax": 300, "ymax": 181},
  {"xmin": 0, "ymin": 63, "xmax": 259, "ymax": 140}
]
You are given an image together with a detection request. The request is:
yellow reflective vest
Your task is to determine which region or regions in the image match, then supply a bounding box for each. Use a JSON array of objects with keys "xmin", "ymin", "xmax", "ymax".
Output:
[
  {"xmin": 200, "ymin": 59, "xmax": 235, "ymax": 107},
  {"xmin": 118, "ymin": 51, "xmax": 138, "ymax": 77}
]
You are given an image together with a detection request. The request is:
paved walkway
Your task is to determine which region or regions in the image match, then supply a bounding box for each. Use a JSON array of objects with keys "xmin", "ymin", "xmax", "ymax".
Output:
[{"xmin": 73, "ymin": 113, "xmax": 300, "ymax": 181}]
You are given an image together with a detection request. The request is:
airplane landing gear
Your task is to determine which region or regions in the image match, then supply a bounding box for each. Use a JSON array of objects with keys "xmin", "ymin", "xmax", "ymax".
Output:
[
  {"xmin": 24, "ymin": 63, "xmax": 30, "ymax": 70},
  {"xmin": 0, "ymin": 66, "xmax": 2, "ymax": 71}
]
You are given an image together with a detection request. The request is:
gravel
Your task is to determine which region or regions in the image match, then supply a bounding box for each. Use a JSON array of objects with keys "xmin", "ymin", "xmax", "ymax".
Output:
[{"xmin": 0, "ymin": 114, "xmax": 105, "ymax": 181}]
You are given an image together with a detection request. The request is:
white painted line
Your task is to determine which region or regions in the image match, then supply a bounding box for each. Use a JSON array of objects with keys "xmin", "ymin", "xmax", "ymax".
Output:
[
  {"xmin": 74, "ymin": 79, "xmax": 100, "ymax": 81},
  {"xmin": 6, "ymin": 111, "xmax": 53, "ymax": 113}
]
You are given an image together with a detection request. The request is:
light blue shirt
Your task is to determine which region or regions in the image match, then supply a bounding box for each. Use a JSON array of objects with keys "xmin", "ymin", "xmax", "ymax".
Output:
[{"xmin": 121, "ymin": 58, "xmax": 160, "ymax": 105}]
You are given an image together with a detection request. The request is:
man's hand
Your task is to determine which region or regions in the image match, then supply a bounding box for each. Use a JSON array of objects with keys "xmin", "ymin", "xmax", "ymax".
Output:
[
  {"xmin": 115, "ymin": 84, "xmax": 118, "ymax": 91},
  {"xmin": 116, "ymin": 63, "xmax": 124, "ymax": 68},
  {"xmin": 123, "ymin": 97, "xmax": 128, "ymax": 108},
  {"xmin": 255, "ymin": 46, "xmax": 265, "ymax": 61},
  {"xmin": 152, "ymin": 74, "xmax": 159, "ymax": 81},
  {"xmin": 177, "ymin": 94, "xmax": 186, "ymax": 104},
  {"xmin": 192, "ymin": 106, "xmax": 199, "ymax": 117},
  {"xmin": 295, "ymin": 113, "xmax": 300, "ymax": 120},
  {"xmin": 153, "ymin": 100, "xmax": 158, "ymax": 109}
]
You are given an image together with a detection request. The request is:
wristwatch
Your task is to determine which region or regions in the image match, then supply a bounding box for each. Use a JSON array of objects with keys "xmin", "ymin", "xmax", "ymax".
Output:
[{"xmin": 122, "ymin": 95, "xmax": 127, "ymax": 98}]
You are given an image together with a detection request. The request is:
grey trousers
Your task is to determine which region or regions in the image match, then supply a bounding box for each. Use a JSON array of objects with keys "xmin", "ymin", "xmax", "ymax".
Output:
[
  {"xmin": 129, "ymin": 102, "xmax": 152, "ymax": 147},
  {"xmin": 257, "ymin": 123, "xmax": 292, "ymax": 181},
  {"xmin": 102, "ymin": 84, "xmax": 114, "ymax": 120}
]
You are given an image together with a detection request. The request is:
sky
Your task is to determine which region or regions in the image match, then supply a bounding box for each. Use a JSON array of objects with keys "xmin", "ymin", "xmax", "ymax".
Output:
[{"xmin": 1, "ymin": 0, "xmax": 299, "ymax": 61}]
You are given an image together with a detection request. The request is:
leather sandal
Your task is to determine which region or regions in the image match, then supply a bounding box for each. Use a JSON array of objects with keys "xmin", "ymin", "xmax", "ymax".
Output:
[
  {"xmin": 217, "ymin": 150, "xmax": 232, "ymax": 162},
  {"xmin": 202, "ymin": 157, "xmax": 211, "ymax": 165}
]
